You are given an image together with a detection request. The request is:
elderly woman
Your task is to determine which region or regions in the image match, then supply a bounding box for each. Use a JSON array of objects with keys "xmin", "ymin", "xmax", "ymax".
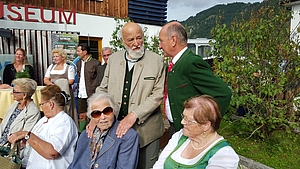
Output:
[
  {"xmin": 68, "ymin": 92, "xmax": 139, "ymax": 169},
  {"xmin": 8, "ymin": 85, "xmax": 78, "ymax": 169},
  {"xmin": 3, "ymin": 48, "xmax": 35, "ymax": 85},
  {"xmin": 153, "ymin": 95, "xmax": 239, "ymax": 169},
  {"xmin": 43, "ymin": 48, "xmax": 78, "ymax": 128},
  {"xmin": 0, "ymin": 78, "xmax": 40, "ymax": 145}
]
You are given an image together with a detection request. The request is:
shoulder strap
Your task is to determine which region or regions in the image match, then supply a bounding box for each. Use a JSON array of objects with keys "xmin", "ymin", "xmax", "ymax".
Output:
[
  {"xmin": 50, "ymin": 64, "xmax": 55, "ymax": 71},
  {"xmin": 197, "ymin": 139, "xmax": 230, "ymax": 165}
]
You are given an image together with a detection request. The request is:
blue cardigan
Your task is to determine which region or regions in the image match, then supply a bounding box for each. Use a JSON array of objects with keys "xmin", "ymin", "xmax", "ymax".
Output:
[{"xmin": 68, "ymin": 119, "xmax": 139, "ymax": 169}]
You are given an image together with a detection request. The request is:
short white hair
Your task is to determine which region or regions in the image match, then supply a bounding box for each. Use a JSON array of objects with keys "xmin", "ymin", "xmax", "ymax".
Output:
[{"xmin": 87, "ymin": 92, "xmax": 119, "ymax": 119}]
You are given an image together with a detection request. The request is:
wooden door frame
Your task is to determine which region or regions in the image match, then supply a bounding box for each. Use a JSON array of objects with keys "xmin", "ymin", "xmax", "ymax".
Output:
[{"xmin": 79, "ymin": 36, "xmax": 103, "ymax": 61}]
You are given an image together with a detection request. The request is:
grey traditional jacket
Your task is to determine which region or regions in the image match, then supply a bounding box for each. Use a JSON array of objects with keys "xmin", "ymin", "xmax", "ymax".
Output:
[
  {"xmin": 96, "ymin": 50, "xmax": 166, "ymax": 147},
  {"xmin": 0, "ymin": 101, "xmax": 41, "ymax": 136}
]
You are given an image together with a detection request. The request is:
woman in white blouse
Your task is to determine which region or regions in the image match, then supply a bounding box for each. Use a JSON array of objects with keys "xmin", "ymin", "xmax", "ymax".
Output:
[
  {"xmin": 153, "ymin": 95, "xmax": 239, "ymax": 169},
  {"xmin": 8, "ymin": 85, "xmax": 78, "ymax": 169},
  {"xmin": 43, "ymin": 49, "xmax": 78, "ymax": 129},
  {"xmin": 44, "ymin": 49, "xmax": 75, "ymax": 86}
]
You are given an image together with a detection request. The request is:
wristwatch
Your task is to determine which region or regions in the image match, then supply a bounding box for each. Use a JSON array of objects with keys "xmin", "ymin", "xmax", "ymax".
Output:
[{"xmin": 25, "ymin": 132, "xmax": 31, "ymax": 140}]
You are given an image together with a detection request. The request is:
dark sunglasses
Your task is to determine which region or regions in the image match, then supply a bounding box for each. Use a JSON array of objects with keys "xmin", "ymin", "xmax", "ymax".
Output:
[
  {"xmin": 12, "ymin": 90, "xmax": 24, "ymax": 94},
  {"xmin": 91, "ymin": 107, "xmax": 113, "ymax": 118}
]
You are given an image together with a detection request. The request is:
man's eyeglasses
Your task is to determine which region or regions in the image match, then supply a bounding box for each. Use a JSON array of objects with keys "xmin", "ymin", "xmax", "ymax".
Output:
[
  {"xmin": 103, "ymin": 54, "xmax": 112, "ymax": 57},
  {"xmin": 181, "ymin": 113, "xmax": 198, "ymax": 125},
  {"xmin": 91, "ymin": 107, "xmax": 113, "ymax": 118}
]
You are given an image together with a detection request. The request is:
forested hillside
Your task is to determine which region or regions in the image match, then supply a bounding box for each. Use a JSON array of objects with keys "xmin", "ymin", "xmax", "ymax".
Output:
[{"xmin": 180, "ymin": 0, "xmax": 280, "ymax": 38}]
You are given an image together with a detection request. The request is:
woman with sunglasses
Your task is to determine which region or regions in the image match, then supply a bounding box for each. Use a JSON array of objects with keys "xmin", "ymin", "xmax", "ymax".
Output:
[
  {"xmin": 153, "ymin": 95, "xmax": 239, "ymax": 169},
  {"xmin": 8, "ymin": 85, "xmax": 78, "ymax": 169},
  {"xmin": 68, "ymin": 92, "xmax": 139, "ymax": 169},
  {"xmin": 0, "ymin": 78, "xmax": 40, "ymax": 145}
]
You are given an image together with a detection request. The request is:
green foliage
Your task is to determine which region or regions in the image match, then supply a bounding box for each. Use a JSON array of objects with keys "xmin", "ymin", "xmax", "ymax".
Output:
[
  {"xmin": 210, "ymin": 3, "xmax": 300, "ymax": 139},
  {"xmin": 109, "ymin": 18, "xmax": 163, "ymax": 56},
  {"xmin": 219, "ymin": 119, "xmax": 300, "ymax": 168},
  {"xmin": 15, "ymin": 67, "xmax": 30, "ymax": 79}
]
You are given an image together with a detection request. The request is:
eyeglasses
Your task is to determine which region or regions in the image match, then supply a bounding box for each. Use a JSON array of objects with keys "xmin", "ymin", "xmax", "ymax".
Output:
[
  {"xmin": 181, "ymin": 113, "xmax": 198, "ymax": 125},
  {"xmin": 12, "ymin": 90, "xmax": 24, "ymax": 94},
  {"xmin": 39, "ymin": 101, "xmax": 49, "ymax": 107},
  {"xmin": 91, "ymin": 107, "xmax": 113, "ymax": 118}
]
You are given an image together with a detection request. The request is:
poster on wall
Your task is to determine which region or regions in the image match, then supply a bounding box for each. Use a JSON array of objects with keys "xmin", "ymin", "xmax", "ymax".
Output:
[
  {"xmin": 51, "ymin": 33, "xmax": 79, "ymax": 97},
  {"xmin": 51, "ymin": 33, "xmax": 79, "ymax": 62}
]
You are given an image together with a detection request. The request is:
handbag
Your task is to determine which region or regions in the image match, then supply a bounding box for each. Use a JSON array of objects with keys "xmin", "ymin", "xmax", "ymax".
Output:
[{"xmin": 0, "ymin": 141, "xmax": 22, "ymax": 169}]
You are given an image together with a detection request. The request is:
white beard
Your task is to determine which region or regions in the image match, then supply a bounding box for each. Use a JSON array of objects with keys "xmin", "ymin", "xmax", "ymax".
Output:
[{"xmin": 125, "ymin": 45, "xmax": 145, "ymax": 60}]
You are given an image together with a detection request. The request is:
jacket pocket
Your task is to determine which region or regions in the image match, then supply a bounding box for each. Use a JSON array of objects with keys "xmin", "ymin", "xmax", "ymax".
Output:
[
  {"xmin": 88, "ymin": 69, "xmax": 97, "ymax": 79},
  {"xmin": 175, "ymin": 83, "xmax": 188, "ymax": 88},
  {"xmin": 144, "ymin": 77, "xmax": 156, "ymax": 80}
]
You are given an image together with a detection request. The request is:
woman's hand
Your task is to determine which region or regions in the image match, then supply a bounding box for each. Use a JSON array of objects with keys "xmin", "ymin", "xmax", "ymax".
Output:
[
  {"xmin": 8, "ymin": 131, "xmax": 28, "ymax": 144},
  {"xmin": 43, "ymin": 77, "xmax": 54, "ymax": 86}
]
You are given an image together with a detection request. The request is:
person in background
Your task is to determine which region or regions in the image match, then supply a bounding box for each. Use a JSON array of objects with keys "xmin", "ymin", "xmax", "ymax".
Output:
[
  {"xmin": 0, "ymin": 84, "xmax": 11, "ymax": 89},
  {"xmin": 153, "ymin": 95, "xmax": 239, "ymax": 169},
  {"xmin": 3, "ymin": 48, "xmax": 35, "ymax": 85},
  {"xmin": 8, "ymin": 85, "xmax": 78, "ymax": 169},
  {"xmin": 159, "ymin": 21, "xmax": 232, "ymax": 137},
  {"xmin": 95, "ymin": 22, "xmax": 165, "ymax": 169},
  {"xmin": 68, "ymin": 92, "xmax": 139, "ymax": 169},
  {"xmin": 102, "ymin": 47, "xmax": 113, "ymax": 65},
  {"xmin": 43, "ymin": 49, "xmax": 78, "ymax": 129},
  {"xmin": 0, "ymin": 78, "xmax": 40, "ymax": 145},
  {"xmin": 97, "ymin": 47, "xmax": 113, "ymax": 85},
  {"xmin": 76, "ymin": 43, "xmax": 101, "ymax": 133}
]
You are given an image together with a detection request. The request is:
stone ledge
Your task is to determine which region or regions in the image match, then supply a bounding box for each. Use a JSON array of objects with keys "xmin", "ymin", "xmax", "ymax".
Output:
[{"xmin": 239, "ymin": 155, "xmax": 274, "ymax": 169}]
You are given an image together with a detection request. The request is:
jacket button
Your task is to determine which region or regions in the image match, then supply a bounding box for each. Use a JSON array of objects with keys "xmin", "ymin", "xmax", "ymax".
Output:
[{"xmin": 95, "ymin": 164, "xmax": 99, "ymax": 168}]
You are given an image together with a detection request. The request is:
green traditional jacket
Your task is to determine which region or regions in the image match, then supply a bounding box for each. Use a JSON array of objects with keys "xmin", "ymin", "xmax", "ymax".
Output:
[{"xmin": 168, "ymin": 49, "xmax": 232, "ymax": 131}]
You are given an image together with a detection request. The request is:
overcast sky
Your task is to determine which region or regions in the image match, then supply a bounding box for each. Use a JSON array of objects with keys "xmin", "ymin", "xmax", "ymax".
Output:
[{"xmin": 167, "ymin": 0, "xmax": 264, "ymax": 21}]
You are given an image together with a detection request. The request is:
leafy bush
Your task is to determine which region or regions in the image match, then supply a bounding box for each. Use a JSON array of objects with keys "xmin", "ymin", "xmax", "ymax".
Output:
[{"xmin": 210, "ymin": 3, "xmax": 300, "ymax": 138}]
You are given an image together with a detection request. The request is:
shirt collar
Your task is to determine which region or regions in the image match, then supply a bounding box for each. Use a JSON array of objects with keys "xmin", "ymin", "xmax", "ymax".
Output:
[{"xmin": 172, "ymin": 47, "xmax": 188, "ymax": 64}]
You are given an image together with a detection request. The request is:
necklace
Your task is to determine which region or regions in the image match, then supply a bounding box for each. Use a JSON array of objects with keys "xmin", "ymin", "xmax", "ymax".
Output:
[{"xmin": 191, "ymin": 132, "xmax": 217, "ymax": 150}]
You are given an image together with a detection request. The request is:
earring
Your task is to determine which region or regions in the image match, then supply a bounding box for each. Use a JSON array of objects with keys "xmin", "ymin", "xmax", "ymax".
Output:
[{"xmin": 204, "ymin": 131, "xmax": 206, "ymax": 135}]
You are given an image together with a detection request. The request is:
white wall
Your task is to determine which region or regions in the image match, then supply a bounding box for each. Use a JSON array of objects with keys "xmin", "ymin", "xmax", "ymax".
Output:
[
  {"xmin": 290, "ymin": 4, "xmax": 300, "ymax": 40},
  {"xmin": 0, "ymin": 5, "xmax": 162, "ymax": 47}
]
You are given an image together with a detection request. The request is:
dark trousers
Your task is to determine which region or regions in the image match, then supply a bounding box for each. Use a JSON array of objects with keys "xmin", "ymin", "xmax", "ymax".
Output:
[
  {"xmin": 168, "ymin": 121, "xmax": 176, "ymax": 139},
  {"xmin": 137, "ymin": 139, "xmax": 160, "ymax": 169}
]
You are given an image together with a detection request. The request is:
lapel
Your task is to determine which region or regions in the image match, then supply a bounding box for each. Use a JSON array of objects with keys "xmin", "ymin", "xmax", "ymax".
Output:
[
  {"xmin": 130, "ymin": 60, "xmax": 144, "ymax": 96},
  {"xmin": 168, "ymin": 49, "xmax": 190, "ymax": 81},
  {"xmin": 172, "ymin": 49, "xmax": 190, "ymax": 71},
  {"xmin": 96, "ymin": 135, "xmax": 115, "ymax": 158},
  {"xmin": 115, "ymin": 55, "xmax": 126, "ymax": 92}
]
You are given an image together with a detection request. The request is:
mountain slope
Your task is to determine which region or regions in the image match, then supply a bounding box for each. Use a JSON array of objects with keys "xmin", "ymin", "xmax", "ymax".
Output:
[{"xmin": 181, "ymin": 0, "xmax": 279, "ymax": 38}]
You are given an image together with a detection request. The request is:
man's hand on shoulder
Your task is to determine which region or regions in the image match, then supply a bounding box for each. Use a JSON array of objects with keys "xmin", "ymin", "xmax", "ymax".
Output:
[{"xmin": 116, "ymin": 112, "xmax": 137, "ymax": 138}]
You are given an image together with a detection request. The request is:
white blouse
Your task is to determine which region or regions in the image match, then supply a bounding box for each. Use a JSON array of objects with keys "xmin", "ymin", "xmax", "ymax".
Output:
[
  {"xmin": 24, "ymin": 111, "xmax": 78, "ymax": 169},
  {"xmin": 153, "ymin": 129, "xmax": 239, "ymax": 169},
  {"xmin": 45, "ymin": 63, "xmax": 75, "ymax": 80}
]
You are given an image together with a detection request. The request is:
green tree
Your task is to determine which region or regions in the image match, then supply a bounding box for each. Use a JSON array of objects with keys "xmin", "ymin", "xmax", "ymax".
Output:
[
  {"xmin": 210, "ymin": 4, "xmax": 300, "ymax": 139},
  {"xmin": 109, "ymin": 18, "xmax": 163, "ymax": 56}
]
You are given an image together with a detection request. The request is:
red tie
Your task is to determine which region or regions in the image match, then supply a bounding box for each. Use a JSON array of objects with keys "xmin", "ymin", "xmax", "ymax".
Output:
[
  {"xmin": 167, "ymin": 62, "xmax": 174, "ymax": 73},
  {"xmin": 164, "ymin": 62, "xmax": 174, "ymax": 118}
]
